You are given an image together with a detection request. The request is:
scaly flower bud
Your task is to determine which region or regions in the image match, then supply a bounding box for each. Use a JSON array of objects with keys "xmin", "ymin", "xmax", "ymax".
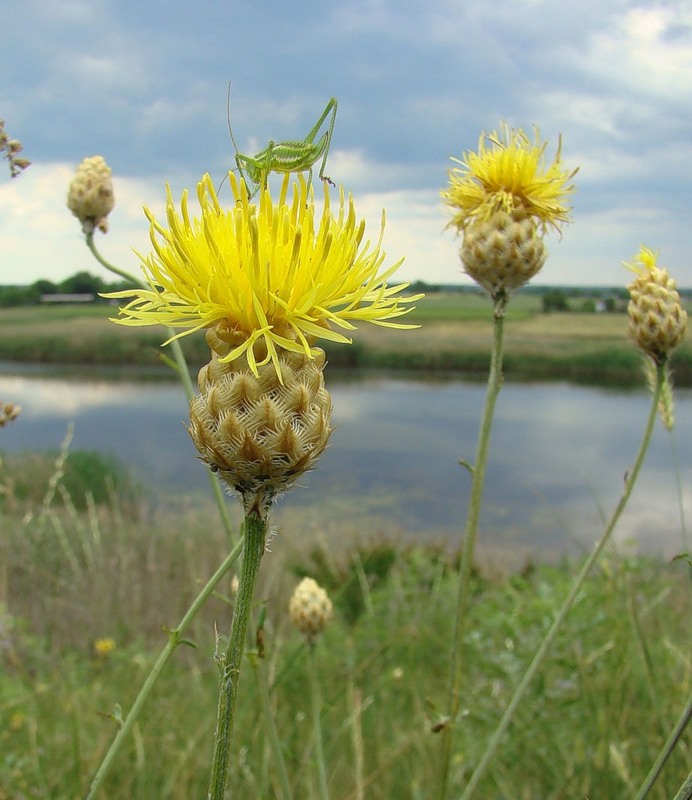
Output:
[
  {"xmin": 289, "ymin": 577, "xmax": 333, "ymax": 641},
  {"xmin": 626, "ymin": 247, "xmax": 688, "ymax": 362},
  {"xmin": 67, "ymin": 156, "xmax": 115, "ymax": 234},
  {"xmin": 189, "ymin": 325, "xmax": 332, "ymax": 515},
  {"xmin": 460, "ymin": 208, "xmax": 547, "ymax": 297}
]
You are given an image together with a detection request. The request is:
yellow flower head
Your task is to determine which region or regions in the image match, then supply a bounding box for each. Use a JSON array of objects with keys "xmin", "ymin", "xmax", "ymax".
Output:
[
  {"xmin": 111, "ymin": 174, "xmax": 420, "ymax": 377},
  {"xmin": 442, "ymin": 123, "xmax": 577, "ymax": 234}
]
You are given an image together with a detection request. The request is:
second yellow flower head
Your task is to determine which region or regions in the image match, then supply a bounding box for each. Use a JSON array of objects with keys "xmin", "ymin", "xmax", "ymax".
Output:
[{"xmin": 442, "ymin": 123, "xmax": 577, "ymax": 234}]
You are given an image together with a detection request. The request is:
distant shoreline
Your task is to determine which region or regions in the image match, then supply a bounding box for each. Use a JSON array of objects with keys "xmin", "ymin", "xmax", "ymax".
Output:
[{"xmin": 1, "ymin": 301, "xmax": 690, "ymax": 386}]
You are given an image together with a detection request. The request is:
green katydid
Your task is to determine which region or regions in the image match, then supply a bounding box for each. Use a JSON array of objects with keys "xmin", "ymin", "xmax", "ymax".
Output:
[{"xmin": 227, "ymin": 86, "xmax": 339, "ymax": 197}]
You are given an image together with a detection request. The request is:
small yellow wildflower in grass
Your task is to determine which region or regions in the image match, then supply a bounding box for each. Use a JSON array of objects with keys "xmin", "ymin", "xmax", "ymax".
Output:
[
  {"xmin": 442, "ymin": 124, "xmax": 577, "ymax": 298},
  {"xmin": 110, "ymin": 173, "xmax": 420, "ymax": 379},
  {"xmin": 93, "ymin": 637, "xmax": 117, "ymax": 658},
  {"xmin": 9, "ymin": 711, "xmax": 25, "ymax": 732}
]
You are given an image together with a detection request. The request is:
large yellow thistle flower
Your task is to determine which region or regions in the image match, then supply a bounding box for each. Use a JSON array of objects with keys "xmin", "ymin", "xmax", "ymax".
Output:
[
  {"xmin": 111, "ymin": 173, "xmax": 420, "ymax": 377},
  {"xmin": 442, "ymin": 123, "xmax": 577, "ymax": 234}
]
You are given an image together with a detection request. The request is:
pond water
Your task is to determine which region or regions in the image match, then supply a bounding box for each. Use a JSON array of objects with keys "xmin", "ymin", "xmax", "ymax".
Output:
[{"xmin": 2, "ymin": 363, "xmax": 690, "ymax": 561}]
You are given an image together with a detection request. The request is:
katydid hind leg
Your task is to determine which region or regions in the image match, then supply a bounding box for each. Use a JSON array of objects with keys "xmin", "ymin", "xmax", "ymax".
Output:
[{"xmin": 311, "ymin": 98, "xmax": 338, "ymax": 185}]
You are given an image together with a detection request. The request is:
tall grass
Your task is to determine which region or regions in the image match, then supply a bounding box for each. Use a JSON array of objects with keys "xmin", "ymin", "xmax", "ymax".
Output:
[{"xmin": 0, "ymin": 468, "xmax": 689, "ymax": 799}]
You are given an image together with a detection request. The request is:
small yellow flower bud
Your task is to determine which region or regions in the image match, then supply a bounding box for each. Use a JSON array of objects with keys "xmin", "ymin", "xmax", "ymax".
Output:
[
  {"xmin": 67, "ymin": 156, "xmax": 115, "ymax": 234},
  {"xmin": 289, "ymin": 577, "xmax": 333, "ymax": 641},
  {"xmin": 626, "ymin": 247, "xmax": 688, "ymax": 362}
]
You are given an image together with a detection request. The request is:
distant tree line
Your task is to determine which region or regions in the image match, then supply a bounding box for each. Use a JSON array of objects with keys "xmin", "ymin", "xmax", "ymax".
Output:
[
  {"xmin": 0, "ymin": 271, "xmax": 131, "ymax": 307},
  {"xmin": 2, "ymin": 274, "xmax": 687, "ymax": 311},
  {"xmin": 541, "ymin": 288, "xmax": 628, "ymax": 313}
]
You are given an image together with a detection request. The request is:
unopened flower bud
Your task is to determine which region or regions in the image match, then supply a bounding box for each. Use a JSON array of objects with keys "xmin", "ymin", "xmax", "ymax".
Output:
[
  {"xmin": 289, "ymin": 577, "xmax": 333, "ymax": 641},
  {"xmin": 189, "ymin": 325, "xmax": 332, "ymax": 516},
  {"xmin": 67, "ymin": 156, "xmax": 115, "ymax": 234},
  {"xmin": 627, "ymin": 247, "xmax": 687, "ymax": 362},
  {"xmin": 461, "ymin": 209, "xmax": 547, "ymax": 298}
]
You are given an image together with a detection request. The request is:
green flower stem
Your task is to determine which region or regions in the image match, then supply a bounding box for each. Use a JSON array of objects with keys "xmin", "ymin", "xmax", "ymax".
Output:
[
  {"xmin": 208, "ymin": 511, "xmax": 267, "ymax": 800},
  {"xmin": 308, "ymin": 643, "xmax": 331, "ymax": 800},
  {"xmin": 85, "ymin": 233, "xmax": 143, "ymax": 289},
  {"xmin": 438, "ymin": 293, "xmax": 507, "ymax": 799},
  {"xmin": 632, "ymin": 694, "xmax": 692, "ymax": 800},
  {"xmin": 458, "ymin": 358, "xmax": 667, "ymax": 800},
  {"xmin": 250, "ymin": 654, "xmax": 293, "ymax": 800},
  {"xmin": 85, "ymin": 233, "xmax": 235, "ymax": 542},
  {"xmin": 85, "ymin": 537, "xmax": 243, "ymax": 800}
]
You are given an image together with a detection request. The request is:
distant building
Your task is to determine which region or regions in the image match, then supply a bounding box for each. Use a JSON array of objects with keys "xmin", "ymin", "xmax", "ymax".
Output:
[{"xmin": 40, "ymin": 293, "xmax": 96, "ymax": 303}]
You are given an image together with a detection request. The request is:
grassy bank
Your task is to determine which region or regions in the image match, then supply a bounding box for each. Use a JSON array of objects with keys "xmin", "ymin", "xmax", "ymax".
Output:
[
  {"xmin": 2, "ymin": 296, "xmax": 690, "ymax": 384},
  {"xmin": 0, "ymin": 452, "xmax": 690, "ymax": 798}
]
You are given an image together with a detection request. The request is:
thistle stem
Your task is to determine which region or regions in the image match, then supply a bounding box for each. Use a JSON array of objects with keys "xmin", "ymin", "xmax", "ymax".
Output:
[
  {"xmin": 438, "ymin": 293, "xmax": 507, "ymax": 799},
  {"xmin": 458, "ymin": 358, "xmax": 667, "ymax": 800},
  {"xmin": 208, "ymin": 511, "xmax": 267, "ymax": 800},
  {"xmin": 85, "ymin": 537, "xmax": 243, "ymax": 799}
]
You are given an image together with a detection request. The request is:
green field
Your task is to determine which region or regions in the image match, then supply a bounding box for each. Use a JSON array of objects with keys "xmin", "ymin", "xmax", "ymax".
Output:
[
  {"xmin": 1, "ymin": 294, "xmax": 689, "ymax": 384},
  {"xmin": 1, "ymin": 468, "xmax": 689, "ymax": 799}
]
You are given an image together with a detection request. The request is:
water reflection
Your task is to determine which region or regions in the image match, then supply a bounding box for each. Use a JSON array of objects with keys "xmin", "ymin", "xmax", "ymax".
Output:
[{"xmin": 2, "ymin": 363, "xmax": 690, "ymax": 559}]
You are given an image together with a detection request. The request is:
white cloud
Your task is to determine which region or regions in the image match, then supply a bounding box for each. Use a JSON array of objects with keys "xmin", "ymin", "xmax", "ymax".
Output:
[
  {"xmin": 2, "ymin": 0, "xmax": 692, "ymax": 287},
  {"xmin": 0, "ymin": 162, "xmax": 164, "ymax": 285},
  {"xmin": 583, "ymin": 6, "xmax": 692, "ymax": 100}
]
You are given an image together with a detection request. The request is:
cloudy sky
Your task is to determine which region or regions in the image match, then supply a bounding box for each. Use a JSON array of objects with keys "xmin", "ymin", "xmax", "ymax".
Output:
[{"xmin": 1, "ymin": 0, "xmax": 691, "ymax": 288}]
